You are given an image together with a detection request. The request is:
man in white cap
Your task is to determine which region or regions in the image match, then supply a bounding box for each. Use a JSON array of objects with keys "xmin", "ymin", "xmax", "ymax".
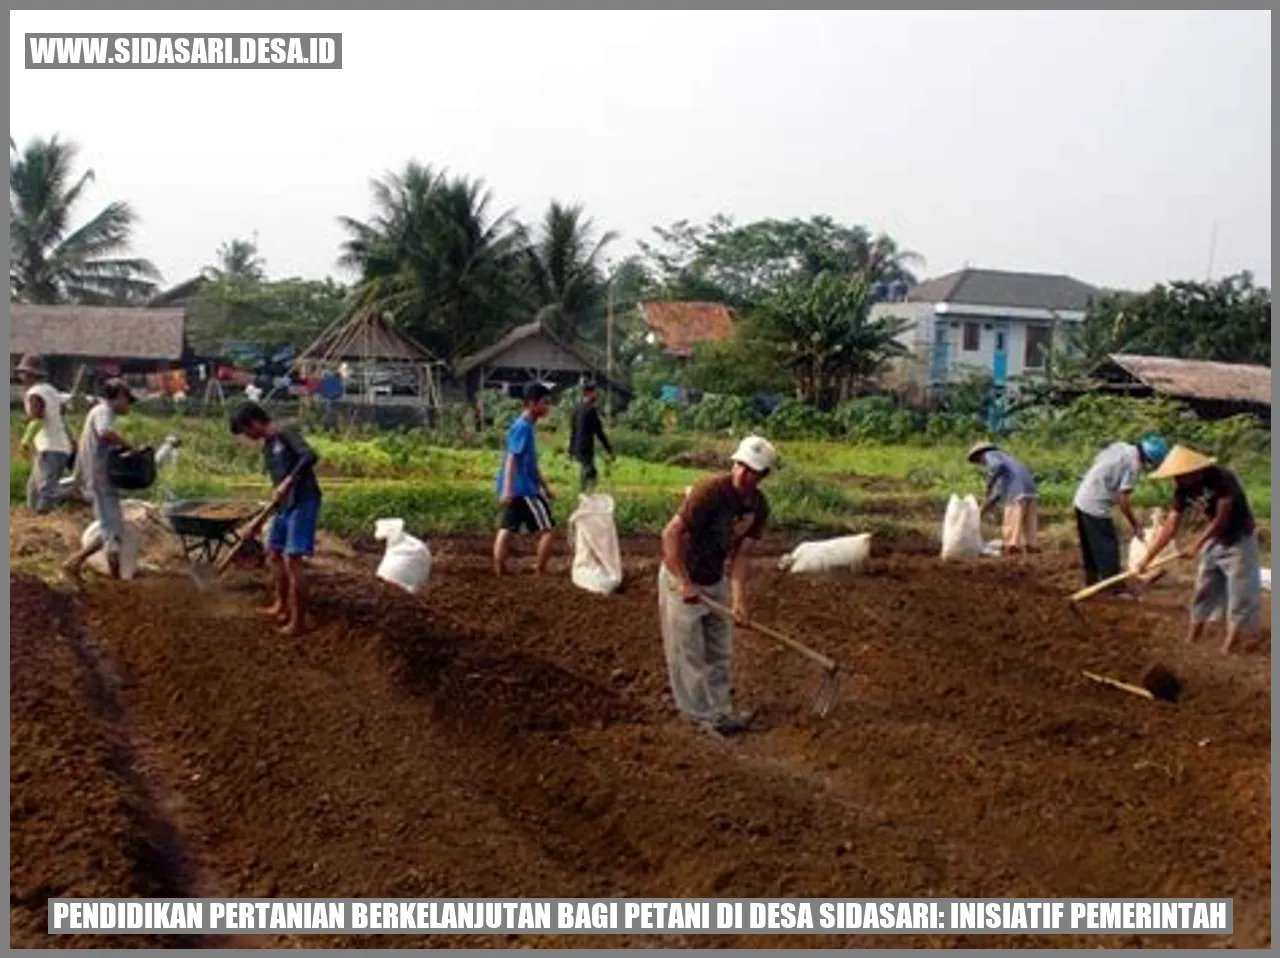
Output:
[
  {"xmin": 1136, "ymin": 445, "xmax": 1263, "ymax": 655},
  {"xmin": 16, "ymin": 354, "xmax": 73, "ymax": 514},
  {"xmin": 658, "ymin": 434, "xmax": 776, "ymax": 736},
  {"xmin": 967, "ymin": 441, "xmax": 1039, "ymax": 555}
]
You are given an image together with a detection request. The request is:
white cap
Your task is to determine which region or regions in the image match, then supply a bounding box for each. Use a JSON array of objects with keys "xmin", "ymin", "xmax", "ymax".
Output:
[{"xmin": 731, "ymin": 435, "xmax": 778, "ymax": 475}]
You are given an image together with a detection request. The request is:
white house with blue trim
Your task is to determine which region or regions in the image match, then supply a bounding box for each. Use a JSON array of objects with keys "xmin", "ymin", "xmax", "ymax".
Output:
[{"xmin": 871, "ymin": 268, "xmax": 1102, "ymax": 394}]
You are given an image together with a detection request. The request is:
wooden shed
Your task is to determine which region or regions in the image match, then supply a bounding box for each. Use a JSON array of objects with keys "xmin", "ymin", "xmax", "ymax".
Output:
[
  {"xmin": 1088, "ymin": 353, "xmax": 1271, "ymax": 423},
  {"xmin": 9, "ymin": 303, "xmax": 187, "ymax": 391},
  {"xmin": 453, "ymin": 319, "xmax": 627, "ymax": 401}
]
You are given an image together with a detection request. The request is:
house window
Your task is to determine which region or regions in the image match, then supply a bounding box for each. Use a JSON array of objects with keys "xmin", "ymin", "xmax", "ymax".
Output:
[
  {"xmin": 962, "ymin": 322, "xmax": 980, "ymax": 351},
  {"xmin": 1024, "ymin": 325, "xmax": 1052, "ymax": 369}
]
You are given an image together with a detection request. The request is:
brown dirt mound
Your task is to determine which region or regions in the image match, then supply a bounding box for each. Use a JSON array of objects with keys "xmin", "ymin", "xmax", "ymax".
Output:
[
  {"xmin": 10, "ymin": 576, "xmax": 189, "ymax": 948},
  {"xmin": 13, "ymin": 543, "xmax": 1272, "ymax": 948}
]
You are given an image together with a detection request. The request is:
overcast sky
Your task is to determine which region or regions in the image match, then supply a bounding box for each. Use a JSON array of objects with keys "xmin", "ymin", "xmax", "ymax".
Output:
[{"xmin": 10, "ymin": 10, "xmax": 1272, "ymax": 293}]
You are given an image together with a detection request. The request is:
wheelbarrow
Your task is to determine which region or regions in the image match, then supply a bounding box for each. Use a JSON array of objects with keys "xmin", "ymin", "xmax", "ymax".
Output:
[{"xmin": 161, "ymin": 499, "xmax": 269, "ymax": 568}]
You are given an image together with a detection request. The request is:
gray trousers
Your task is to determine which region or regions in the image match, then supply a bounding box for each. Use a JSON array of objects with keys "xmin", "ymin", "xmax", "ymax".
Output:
[
  {"xmin": 1192, "ymin": 533, "xmax": 1263, "ymax": 631},
  {"xmin": 27, "ymin": 451, "xmax": 69, "ymax": 513},
  {"xmin": 658, "ymin": 564, "xmax": 734, "ymax": 724}
]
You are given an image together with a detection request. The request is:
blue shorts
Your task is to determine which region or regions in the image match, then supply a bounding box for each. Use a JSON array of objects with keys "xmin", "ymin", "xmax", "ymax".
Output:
[{"xmin": 268, "ymin": 496, "xmax": 321, "ymax": 558}]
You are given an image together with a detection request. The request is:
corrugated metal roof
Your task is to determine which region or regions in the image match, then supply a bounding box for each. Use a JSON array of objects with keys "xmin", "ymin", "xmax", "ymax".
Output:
[
  {"xmin": 907, "ymin": 268, "xmax": 1100, "ymax": 312},
  {"xmin": 9, "ymin": 304, "xmax": 186, "ymax": 360},
  {"xmin": 639, "ymin": 301, "xmax": 736, "ymax": 357},
  {"xmin": 1096, "ymin": 353, "xmax": 1271, "ymax": 406}
]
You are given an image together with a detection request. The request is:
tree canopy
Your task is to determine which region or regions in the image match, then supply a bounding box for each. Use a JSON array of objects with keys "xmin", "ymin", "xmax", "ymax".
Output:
[{"xmin": 9, "ymin": 135, "xmax": 160, "ymax": 304}]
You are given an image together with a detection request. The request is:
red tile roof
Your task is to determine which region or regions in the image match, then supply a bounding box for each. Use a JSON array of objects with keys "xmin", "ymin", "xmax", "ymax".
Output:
[{"xmin": 640, "ymin": 302, "xmax": 736, "ymax": 357}]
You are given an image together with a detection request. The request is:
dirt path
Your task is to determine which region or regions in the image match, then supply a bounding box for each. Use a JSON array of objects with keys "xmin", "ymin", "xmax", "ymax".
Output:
[{"xmin": 11, "ymin": 541, "xmax": 1272, "ymax": 949}]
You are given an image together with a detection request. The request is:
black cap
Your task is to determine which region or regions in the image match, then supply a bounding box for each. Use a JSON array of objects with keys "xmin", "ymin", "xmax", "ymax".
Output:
[{"xmin": 523, "ymin": 382, "xmax": 551, "ymax": 403}]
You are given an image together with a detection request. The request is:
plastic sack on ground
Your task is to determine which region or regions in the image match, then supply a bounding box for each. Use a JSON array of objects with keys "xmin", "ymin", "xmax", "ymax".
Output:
[
  {"xmin": 81, "ymin": 499, "xmax": 152, "ymax": 580},
  {"xmin": 1261, "ymin": 569, "xmax": 1271, "ymax": 593},
  {"xmin": 982, "ymin": 538, "xmax": 1003, "ymax": 557},
  {"xmin": 568, "ymin": 493, "xmax": 623, "ymax": 595},
  {"xmin": 778, "ymin": 534, "xmax": 871, "ymax": 575},
  {"xmin": 1127, "ymin": 508, "xmax": 1176, "ymax": 575},
  {"xmin": 374, "ymin": 518, "xmax": 432, "ymax": 595},
  {"xmin": 940, "ymin": 494, "xmax": 984, "ymax": 560}
]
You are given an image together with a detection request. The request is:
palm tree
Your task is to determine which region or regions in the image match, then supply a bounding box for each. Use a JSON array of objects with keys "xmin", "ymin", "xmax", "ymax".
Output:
[
  {"xmin": 10, "ymin": 135, "xmax": 160, "ymax": 304},
  {"xmin": 338, "ymin": 163, "xmax": 525, "ymax": 362},
  {"xmin": 520, "ymin": 201, "xmax": 617, "ymax": 340},
  {"xmin": 205, "ymin": 237, "xmax": 266, "ymax": 281}
]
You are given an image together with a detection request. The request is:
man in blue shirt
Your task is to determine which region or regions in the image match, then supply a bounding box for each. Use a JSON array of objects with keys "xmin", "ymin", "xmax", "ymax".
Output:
[
  {"xmin": 494, "ymin": 382, "xmax": 556, "ymax": 576},
  {"xmin": 1073, "ymin": 434, "xmax": 1168, "ymax": 589},
  {"xmin": 968, "ymin": 442, "xmax": 1039, "ymax": 555}
]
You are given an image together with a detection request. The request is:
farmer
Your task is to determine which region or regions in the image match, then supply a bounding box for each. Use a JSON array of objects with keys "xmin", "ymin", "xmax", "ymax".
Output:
[
  {"xmin": 16, "ymin": 354, "xmax": 72, "ymax": 514},
  {"xmin": 64, "ymin": 379, "xmax": 136, "ymax": 582},
  {"xmin": 568, "ymin": 381, "xmax": 614, "ymax": 493},
  {"xmin": 1071, "ymin": 433, "xmax": 1169, "ymax": 588},
  {"xmin": 1136, "ymin": 445, "xmax": 1263, "ymax": 655},
  {"xmin": 494, "ymin": 382, "xmax": 556, "ymax": 576},
  {"xmin": 659, "ymin": 434, "xmax": 777, "ymax": 736},
  {"xmin": 229, "ymin": 402, "xmax": 322, "ymax": 637},
  {"xmin": 967, "ymin": 442, "xmax": 1039, "ymax": 554}
]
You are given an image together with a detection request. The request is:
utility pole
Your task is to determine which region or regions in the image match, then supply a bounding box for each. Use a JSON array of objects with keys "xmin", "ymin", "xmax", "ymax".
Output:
[
  {"xmin": 605, "ymin": 280, "xmax": 616, "ymax": 425},
  {"xmin": 1206, "ymin": 221, "xmax": 1218, "ymax": 282}
]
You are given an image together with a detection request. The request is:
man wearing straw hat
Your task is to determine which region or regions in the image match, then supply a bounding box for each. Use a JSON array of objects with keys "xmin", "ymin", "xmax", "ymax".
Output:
[
  {"xmin": 15, "ymin": 354, "xmax": 73, "ymax": 514},
  {"xmin": 1136, "ymin": 445, "xmax": 1263, "ymax": 654},
  {"xmin": 966, "ymin": 441, "xmax": 1039, "ymax": 554}
]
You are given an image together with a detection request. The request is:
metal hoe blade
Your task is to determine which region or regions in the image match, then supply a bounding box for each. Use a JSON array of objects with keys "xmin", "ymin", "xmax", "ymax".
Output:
[{"xmin": 812, "ymin": 667, "xmax": 841, "ymax": 718}]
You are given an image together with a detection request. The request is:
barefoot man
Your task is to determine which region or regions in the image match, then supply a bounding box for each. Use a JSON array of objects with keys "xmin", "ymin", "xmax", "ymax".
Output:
[
  {"xmin": 64, "ymin": 379, "xmax": 136, "ymax": 581},
  {"xmin": 659, "ymin": 435, "xmax": 777, "ymax": 736},
  {"xmin": 230, "ymin": 402, "xmax": 322, "ymax": 636},
  {"xmin": 1136, "ymin": 445, "xmax": 1264, "ymax": 655},
  {"xmin": 494, "ymin": 383, "xmax": 556, "ymax": 575}
]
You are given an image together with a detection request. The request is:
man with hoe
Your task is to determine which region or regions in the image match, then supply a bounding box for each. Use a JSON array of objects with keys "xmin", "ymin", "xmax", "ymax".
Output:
[
  {"xmin": 494, "ymin": 383, "xmax": 556, "ymax": 576},
  {"xmin": 967, "ymin": 441, "xmax": 1039, "ymax": 554},
  {"xmin": 1136, "ymin": 445, "xmax": 1263, "ymax": 655},
  {"xmin": 1072, "ymin": 434, "xmax": 1169, "ymax": 590},
  {"xmin": 230, "ymin": 402, "xmax": 323, "ymax": 637},
  {"xmin": 659, "ymin": 434, "xmax": 777, "ymax": 737},
  {"xmin": 16, "ymin": 353, "xmax": 72, "ymax": 514},
  {"xmin": 568, "ymin": 381, "xmax": 614, "ymax": 493}
]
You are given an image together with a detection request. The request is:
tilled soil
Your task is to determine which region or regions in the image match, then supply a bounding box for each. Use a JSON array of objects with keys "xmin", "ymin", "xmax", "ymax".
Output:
[{"xmin": 10, "ymin": 545, "xmax": 1272, "ymax": 948}]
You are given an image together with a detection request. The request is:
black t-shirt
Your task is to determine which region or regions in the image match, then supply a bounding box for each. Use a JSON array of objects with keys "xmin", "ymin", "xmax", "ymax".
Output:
[
  {"xmin": 569, "ymin": 403, "xmax": 612, "ymax": 460},
  {"xmin": 1173, "ymin": 466, "xmax": 1254, "ymax": 546},
  {"xmin": 264, "ymin": 424, "xmax": 321, "ymax": 507}
]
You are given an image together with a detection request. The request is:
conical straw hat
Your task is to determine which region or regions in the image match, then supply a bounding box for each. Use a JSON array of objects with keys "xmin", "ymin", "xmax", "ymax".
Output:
[{"xmin": 1151, "ymin": 444, "xmax": 1216, "ymax": 480}]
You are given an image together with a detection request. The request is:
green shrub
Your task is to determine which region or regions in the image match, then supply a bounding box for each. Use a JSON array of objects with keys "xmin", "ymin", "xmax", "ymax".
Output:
[
  {"xmin": 685, "ymin": 394, "xmax": 760, "ymax": 434},
  {"xmin": 621, "ymin": 396, "xmax": 671, "ymax": 435},
  {"xmin": 767, "ymin": 398, "xmax": 836, "ymax": 440}
]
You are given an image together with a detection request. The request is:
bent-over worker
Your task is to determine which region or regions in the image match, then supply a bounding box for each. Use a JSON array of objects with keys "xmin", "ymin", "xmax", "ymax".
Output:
[
  {"xmin": 230, "ymin": 401, "xmax": 323, "ymax": 637},
  {"xmin": 1136, "ymin": 445, "xmax": 1263, "ymax": 655},
  {"xmin": 64, "ymin": 379, "xmax": 136, "ymax": 581},
  {"xmin": 16, "ymin": 353, "xmax": 73, "ymax": 514},
  {"xmin": 659, "ymin": 435, "xmax": 777, "ymax": 736},
  {"xmin": 967, "ymin": 442, "xmax": 1038, "ymax": 554},
  {"xmin": 1072, "ymin": 434, "xmax": 1168, "ymax": 589}
]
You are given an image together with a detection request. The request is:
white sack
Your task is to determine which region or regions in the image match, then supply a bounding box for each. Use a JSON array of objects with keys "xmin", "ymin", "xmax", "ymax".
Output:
[
  {"xmin": 1261, "ymin": 568, "xmax": 1271, "ymax": 593},
  {"xmin": 778, "ymin": 533, "xmax": 872, "ymax": 575},
  {"xmin": 982, "ymin": 538, "xmax": 1004, "ymax": 557},
  {"xmin": 940, "ymin": 494, "xmax": 984, "ymax": 560},
  {"xmin": 568, "ymin": 493, "xmax": 623, "ymax": 595},
  {"xmin": 374, "ymin": 518, "xmax": 432, "ymax": 594},
  {"xmin": 81, "ymin": 499, "xmax": 152, "ymax": 580},
  {"xmin": 1127, "ymin": 508, "xmax": 1176, "ymax": 575}
]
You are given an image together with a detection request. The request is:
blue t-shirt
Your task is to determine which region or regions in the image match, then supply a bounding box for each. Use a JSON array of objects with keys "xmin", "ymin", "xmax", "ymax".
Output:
[
  {"xmin": 1073, "ymin": 442, "xmax": 1140, "ymax": 518},
  {"xmin": 495, "ymin": 414, "xmax": 541, "ymax": 499},
  {"xmin": 981, "ymin": 450, "xmax": 1037, "ymax": 503}
]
